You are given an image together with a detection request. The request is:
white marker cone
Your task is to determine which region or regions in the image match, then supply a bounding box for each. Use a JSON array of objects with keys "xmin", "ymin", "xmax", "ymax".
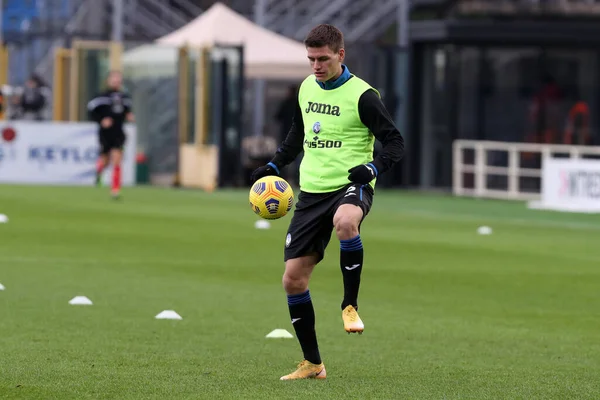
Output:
[
  {"xmin": 265, "ymin": 329, "xmax": 294, "ymax": 338},
  {"xmin": 0, "ymin": 282, "xmax": 5, "ymax": 290},
  {"xmin": 254, "ymin": 220, "xmax": 271, "ymax": 230},
  {"xmin": 155, "ymin": 310, "xmax": 182, "ymax": 320},
  {"xmin": 69, "ymin": 296, "xmax": 93, "ymax": 305},
  {"xmin": 477, "ymin": 226, "xmax": 493, "ymax": 235},
  {"xmin": 0, "ymin": 214, "xmax": 8, "ymax": 223}
]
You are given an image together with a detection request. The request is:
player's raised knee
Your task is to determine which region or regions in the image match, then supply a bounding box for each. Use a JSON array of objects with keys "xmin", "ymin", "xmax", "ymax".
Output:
[
  {"xmin": 334, "ymin": 206, "xmax": 362, "ymax": 240},
  {"xmin": 334, "ymin": 218, "xmax": 359, "ymax": 241}
]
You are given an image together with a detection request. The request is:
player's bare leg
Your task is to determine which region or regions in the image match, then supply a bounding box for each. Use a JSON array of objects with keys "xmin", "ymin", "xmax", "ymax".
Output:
[
  {"xmin": 334, "ymin": 204, "xmax": 365, "ymax": 334},
  {"xmin": 280, "ymin": 253, "xmax": 327, "ymax": 380},
  {"xmin": 109, "ymin": 149, "xmax": 123, "ymax": 199},
  {"xmin": 96, "ymin": 153, "xmax": 108, "ymax": 186}
]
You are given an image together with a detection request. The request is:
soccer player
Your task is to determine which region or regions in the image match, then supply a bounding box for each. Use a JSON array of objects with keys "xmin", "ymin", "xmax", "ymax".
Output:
[
  {"xmin": 250, "ymin": 24, "xmax": 404, "ymax": 380},
  {"xmin": 87, "ymin": 71, "xmax": 134, "ymax": 199}
]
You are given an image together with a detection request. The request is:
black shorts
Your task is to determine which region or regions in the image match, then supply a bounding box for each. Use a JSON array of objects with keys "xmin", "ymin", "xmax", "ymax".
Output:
[
  {"xmin": 284, "ymin": 182, "xmax": 374, "ymax": 263},
  {"xmin": 99, "ymin": 132, "xmax": 126, "ymax": 155}
]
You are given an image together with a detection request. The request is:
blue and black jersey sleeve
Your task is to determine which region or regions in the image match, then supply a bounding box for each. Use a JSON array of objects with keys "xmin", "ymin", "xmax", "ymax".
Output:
[
  {"xmin": 270, "ymin": 92, "xmax": 305, "ymax": 169},
  {"xmin": 358, "ymin": 89, "xmax": 405, "ymax": 175}
]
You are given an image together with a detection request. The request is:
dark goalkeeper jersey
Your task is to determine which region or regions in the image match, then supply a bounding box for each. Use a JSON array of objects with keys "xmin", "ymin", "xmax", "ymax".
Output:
[{"xmin": 87, "ymin": 90, "xmax": 133, "ymax": 136}]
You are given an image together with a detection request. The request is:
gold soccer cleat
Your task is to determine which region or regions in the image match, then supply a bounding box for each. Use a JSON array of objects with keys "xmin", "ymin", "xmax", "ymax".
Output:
[
  {"xmin": 280, "ymin": 360, "xmax": 327, "ymax": 380},
  {"xmin": 342, "ymin": 305, "xmax": 364, "ymax": 334}
]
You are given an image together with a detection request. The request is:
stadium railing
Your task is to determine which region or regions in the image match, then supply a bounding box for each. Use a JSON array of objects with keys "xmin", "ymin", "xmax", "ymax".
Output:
[{"xmin": 452, "ymin": 139, "xmax": 600, "ymax": 200}]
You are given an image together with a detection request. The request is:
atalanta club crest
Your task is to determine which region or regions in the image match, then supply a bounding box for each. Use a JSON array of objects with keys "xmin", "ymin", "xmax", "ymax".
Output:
[{"xmin": 312, "ymin": 122, "xmax": 321, "ymax": 134}]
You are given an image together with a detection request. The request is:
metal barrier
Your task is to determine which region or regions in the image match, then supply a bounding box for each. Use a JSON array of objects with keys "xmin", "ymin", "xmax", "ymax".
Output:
[{"xmin": 452, "ymin": 139, "xmax": 600, "ymax": 200}]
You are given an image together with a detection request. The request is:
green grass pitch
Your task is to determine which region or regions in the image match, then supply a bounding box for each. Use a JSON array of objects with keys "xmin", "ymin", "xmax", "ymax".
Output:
[{"xmin": 0, "ymin": 185, "xmax": 599, "ymax": 399}]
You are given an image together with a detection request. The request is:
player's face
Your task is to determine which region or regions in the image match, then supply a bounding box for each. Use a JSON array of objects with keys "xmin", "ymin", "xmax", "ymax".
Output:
[
  {"xmin": 307, "ymin": 46, "xmax": 345, "ymax": 82},
  {"xmin": 108, "ymin": 72, "xmax": 122, "ymax": 90}
]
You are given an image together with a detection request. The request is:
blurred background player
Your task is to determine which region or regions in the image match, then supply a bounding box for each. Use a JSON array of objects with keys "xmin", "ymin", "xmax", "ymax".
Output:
[
  {"xmin": 251, "ymin": 24, "xmax": 404, "ymax": 380},
  {"xmin": 87, "ymin": 71, "xmax": 134, "ymax": 199}
]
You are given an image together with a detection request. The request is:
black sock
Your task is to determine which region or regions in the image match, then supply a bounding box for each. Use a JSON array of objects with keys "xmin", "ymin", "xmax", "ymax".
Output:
[
  {"xmin": 287, "ymin": 290, "xmax": 321, "ymax": 365},
  {"xmin": 340, "ymin": 234, "xmax": 364, "ymax": 310}
]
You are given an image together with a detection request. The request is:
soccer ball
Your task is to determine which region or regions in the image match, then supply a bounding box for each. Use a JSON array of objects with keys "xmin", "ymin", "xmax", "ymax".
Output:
[{"xmin": 249, "ymin": 176, "xmax": 294, "ymax": 220}]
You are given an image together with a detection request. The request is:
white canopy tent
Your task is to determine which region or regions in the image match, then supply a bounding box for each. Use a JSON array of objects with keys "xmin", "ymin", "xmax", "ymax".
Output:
[{"xmin": 122, "ymin": 2, "xmax": 310, "ymax": 80}]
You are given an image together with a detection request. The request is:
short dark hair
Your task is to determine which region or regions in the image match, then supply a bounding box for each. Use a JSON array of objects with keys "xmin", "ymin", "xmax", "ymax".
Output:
[{"xmin": 304, "ymin": 24, "xmax": 344, "ymax": 53}]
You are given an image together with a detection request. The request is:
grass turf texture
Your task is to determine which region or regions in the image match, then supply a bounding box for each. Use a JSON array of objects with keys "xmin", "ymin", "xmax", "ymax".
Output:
[{"xmin": 0, "ymin": 185, "xmax": 599, "ymax": 399}]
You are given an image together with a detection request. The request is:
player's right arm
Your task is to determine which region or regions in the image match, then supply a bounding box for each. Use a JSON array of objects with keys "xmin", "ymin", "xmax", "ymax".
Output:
[{"xmin": 251, "ymin": 93, "xmax": 304, "ymax": 183}]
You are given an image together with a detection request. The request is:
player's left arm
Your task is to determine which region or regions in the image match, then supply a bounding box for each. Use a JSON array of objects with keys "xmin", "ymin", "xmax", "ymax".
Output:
[{"xmin": 348, "ymin": 89, "xmax": 405, "ymax": 184}]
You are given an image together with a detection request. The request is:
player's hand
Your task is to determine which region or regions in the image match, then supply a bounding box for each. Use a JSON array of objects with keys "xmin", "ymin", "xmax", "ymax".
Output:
[
  {"xmin": 101, "ymin": 117, "xmax": 113, "ymax": 128},
  {"xmin": 348, "ymin": 163, "xmax": 377, "ymax": 184},
  {"xmin": 250, "ymin": 162, "xmax": 279, "ymax": 183}
]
